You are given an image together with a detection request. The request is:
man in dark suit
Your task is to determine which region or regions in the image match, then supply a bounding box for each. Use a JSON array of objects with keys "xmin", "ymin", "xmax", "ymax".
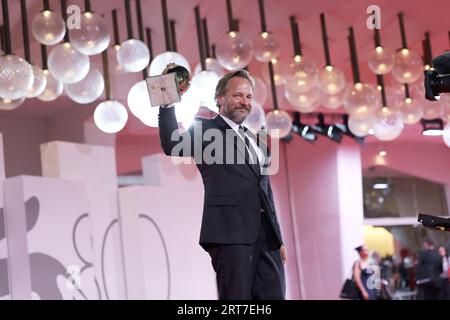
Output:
[
  {"xmin": 158, "ymin": 70, "xmax": 286, "ymax": 300},
  {"xmin": 415, "ymin": 239, "xmax": 443, "ymax": 300}
]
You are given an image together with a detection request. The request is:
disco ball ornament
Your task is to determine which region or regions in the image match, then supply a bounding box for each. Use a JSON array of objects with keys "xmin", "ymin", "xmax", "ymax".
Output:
[
  {"xmin": 392, "ymin": 49, "xmax": 423, "ymax": 84},
  {"xmin": 284, "ymin": 85, "xmax": 319, "ymax": 113},
  {"xmin": 117, "ymin": 39, "xmax": 150, "ymax": 73},
  {"xmin": 31, "ymin": 10, "xmax": 66, "ymax": 46},
  {"xmin": 0, "ymin": 54, "xmax": 34, "ymax": 100},
  {"xmin": 368, "ymin": 46, "xmax": 395, "ymax": 75},
  {"xmin": 149, "ymin": 51, "xmax": 191, "ymax": 76},
  {"xmin": 0, "ymin": 97, "xmax": 26, "ymax": 111},
  {"xmin": 191, "ymin": 70, "xmax": 220, "ymax": 112},
  {"xmin": 253, "ymin": 32, "xmax": 280, "ymax": 62},
  {"xmin": 344, "ymin": 83, "xmax": 380, "ymax": 118},
  {"xmin": 443, "ymin": 123, "xmax": 450, "ymax": 148},
  {"xmin": 65, "ymin": 67, "xmax": 104, "ymax": 104},
  {"xmin": 94, "ymin": 100, "xmax": 128, "ymax": 133},
  {"xmin": 320, "ymin": 84, "xmax": 347, "ymax": 110},
  {"xmin": 48, "ymin": 43, "xmax": 90, "ymax": 84},
  {"xmin": 265, "ymin": 109, "xmax": 292, "ymax": 139},
  {"xmin": 253, "ymin": 76, "xmax": 268, "ymax": 106},
  {"xmin": 399, "ymin": 98, "xmax": 423, "ymax": 125},
  {"xmin": 216, "ymin": 32, "xmax": 253, "ymax": 70},
  {"xmin": 282, "ymin": 55, "xmax": 318, "ymax": 94},
  {"xmin": 318, "ymin": 65, "xmax": 346, "ymax": 95},
  {"xmin": 243, "ymin": 102, "xmax": 265, "ymax": 134},
  {"xmin": 440, "ymin": 94, "xmax": 450, "ymax": 123},
  {"xmin": 26, "ymin": 65, "xmax": 47, "ymax": 98},
  {"xmin": 194, "ymin": 58, "xmax": 225, "ymax": 77},
  {"xmin": 420, "ymin": 97, "xmax": 443, "ymax": 120},
  {"xmin": 37, "ymin": 69, "xmax": 63, "ymax": 102},
  {"xmin": 70, "ymin": 12, "xmax": 111, "ymax": 56},
  {"xmin": 348, "ymin": 113, "xmax": 374, "ymax": 137},
  {"xmin": 373, "ymin": 106, "xmax": 404, "ymax": 141}
]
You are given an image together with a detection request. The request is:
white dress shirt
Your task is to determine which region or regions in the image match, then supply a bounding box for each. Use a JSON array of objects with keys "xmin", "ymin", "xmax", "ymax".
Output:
[{"xmin": 219, "ymin": 114, "xmax": 265, "ymax": 173}]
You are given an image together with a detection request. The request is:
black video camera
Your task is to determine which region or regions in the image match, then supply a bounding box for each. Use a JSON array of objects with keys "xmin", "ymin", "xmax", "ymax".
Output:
[{"xmin": 424, "ymin": 51, "xmax": 450, "ymax": 101}]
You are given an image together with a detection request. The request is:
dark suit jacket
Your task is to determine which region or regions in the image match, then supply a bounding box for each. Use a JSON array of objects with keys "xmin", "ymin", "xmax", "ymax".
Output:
[
  {"xmin": 158, "ymin": 107, "xmax": 284, "ymax": 250},
  {"xmin": 416, "ymin": 249, "xmax": 443, "ymax": 287}
]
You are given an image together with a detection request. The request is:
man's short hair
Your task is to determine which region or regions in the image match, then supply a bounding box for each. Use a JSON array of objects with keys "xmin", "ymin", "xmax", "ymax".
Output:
[{"xmin": 214, "ymin": 69, "xmax": 255, "ymax": 109}]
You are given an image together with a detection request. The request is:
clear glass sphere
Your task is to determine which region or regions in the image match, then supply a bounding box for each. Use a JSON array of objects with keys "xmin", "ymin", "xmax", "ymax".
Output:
[
  {"xmin": 191, "ymin": 70, "xmax": 220, "ymax": 112},
  {"xmin": 31, "ymin": 10, "xmax": 66, "ymax": 46},
  {"xmin": 0, "ymin": 97, "xmax": 26, "ymax": 111},
  {"xmin": 243, "ymin": 102, "xmax": 265, "ymax": 134},
  {"xmin": 440, "ymin": 94, "xmax": 450, "ymax": 123},
  {"xmin": 194, "ymin": 58, "xmax": 225, "ymax": 77},
  {"xmin": 284, "ymin": 85, "xmax": 319, "ymax": 113},
  {"xmin": 26, "ymin": 65, "xmax": 47, "ymax": 98},
  {"xmin": 253, "ymin": 76, "xmax": 268, "ymax": 106},
  {"xmin": 320, "ymin": 84, "xmax": 347, "ymax": 109},
  {"xmin": 392, "ymin": 49, "xmax": 423, "ymax": 84},
  {"xmin": 409, "ymin": 81, "xmax": 425, "ymax": 100},
  {"xmin": 70, "ymin": 12, "xmax": 111, "ymax": 56},
  {"xmin": 420, "ymin": 97, "xmax": 443, "ymax": 120},
  {"xmin": 265, "ymin": 109, "xmax": 292, "ymax": 139},
  {"xmin": 348, "ymin": 113, "xmax": 374, "ymax": 137},
  {"xmin": 368, "ymin": 46, "xmax": 395, "ymax": 75},
  {"xmin": 149, "ymin": 51, "xmax": 191, "ymax": 76},
  {"xmin": 65, "ymin": 67, "xmax": 104, "ymax": 104},
  {"xmin": 443, "ymin": 123, "xmax": 450, "ymax": 148},
  {"xmin": 216, "ymin": 32, "xmax": 253, "ymax": 70},
  {"xmin": 399, "ymin": 98, "xmax": 423, "ymax": 125},
  {"xmin": 254, "ymin": 32, "xmax": 280, "ymax": 62},
  {"xmin": 110, "ymin": 45, "xmax": 127, "ymax": 74},
  {"xmin": 373, "ymin": 106, "xmax": 404, "ymax": 141},
  {"xmin": 380, "ymin": 85, "xmax": 404, "ymax": 110},
  {"xmin": 282, "ymin": 55, "xmax": 319, "ymax": 94},
  {"xmin": 261, "ymin": 58, "xmax": 284, "ymax": 86},
  {"xmin": 344, "ymin": 83, "xmax": 380, "ymax": 117},
  {"xmin": 117, "ymin": 39, "xmax": 150, "ymax": 73},
  {"xmin": 127, "ymin": 80, "xmax": 151, "ymax": 120},
  {"xmin": 318, "ymin": 65, "xmax": 346, "ymax": 95},
  {"xmin": 0, "ymin": 54, "xmax": 34, "ymax": 100},
  {"xmin": 94, "ymin": 100, "xmax": 128, "ymax": 133},
  {"xmin": 37, "ymin": 69, "xmax": 63, "ymax": 102},
  {"xmin": 175, "ymin": 88, "xmax": 200, "ymax": 129},
  {"xmin": 48, "ymin": 43, "xmax": 90, "ymax": 84}
]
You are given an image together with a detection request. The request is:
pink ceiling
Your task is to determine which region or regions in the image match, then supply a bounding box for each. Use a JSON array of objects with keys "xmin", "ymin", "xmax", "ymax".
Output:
[{"xmin": 1, "ymin": 0, "xmax": 449, "ymax": 143}]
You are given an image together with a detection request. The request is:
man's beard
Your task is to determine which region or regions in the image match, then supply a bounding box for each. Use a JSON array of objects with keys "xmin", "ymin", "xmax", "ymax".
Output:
[{"xmin": 225, "ymin": 107, "xmax": 249, "ymax": 124}]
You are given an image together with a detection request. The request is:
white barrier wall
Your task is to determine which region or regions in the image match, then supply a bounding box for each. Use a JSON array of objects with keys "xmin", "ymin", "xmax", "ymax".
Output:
[
  {"xmin": 40, "ymin": 141, "xmax": 126, "ymax": 299},
  {"xmin": 3, "ymin": 176, "xmax": 96, "ymax": 299},
  {"xmin": 119, "ymin": 154, "xmax": 217, "ymax": 299}
]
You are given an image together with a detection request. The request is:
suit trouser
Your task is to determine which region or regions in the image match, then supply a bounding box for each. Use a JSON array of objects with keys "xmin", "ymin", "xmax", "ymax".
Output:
[{"xmin": 207, "ymin": 212, "xmax": 286, "ymax": 300}]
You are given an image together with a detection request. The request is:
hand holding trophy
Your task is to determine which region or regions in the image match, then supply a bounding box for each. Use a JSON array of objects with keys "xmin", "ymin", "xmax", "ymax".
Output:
[{"xmin": 146, "ymin": 63, "xmax": 191, "ymax": 107}]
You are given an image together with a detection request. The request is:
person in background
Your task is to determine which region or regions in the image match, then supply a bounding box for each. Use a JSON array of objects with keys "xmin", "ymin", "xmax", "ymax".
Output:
[
  {"xmin": 438, "ymin": 246, "xmax": 450, "ymax": 300},
  {"xmin": 353, "ymin": 245, "xmax": 377, "ymax": 300},
  {"xmin": 415, "ymin": 239, "xmax": 442, "ymax": 300}
]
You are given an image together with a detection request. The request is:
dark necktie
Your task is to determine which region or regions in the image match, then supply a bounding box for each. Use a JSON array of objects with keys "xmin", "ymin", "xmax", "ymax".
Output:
[{"xmin": 238, "ymin": 125, "xmax": 259, "ymax": 165}]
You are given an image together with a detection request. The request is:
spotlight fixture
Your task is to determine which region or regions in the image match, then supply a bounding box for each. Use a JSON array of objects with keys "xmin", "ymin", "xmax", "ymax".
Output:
[
  {"xmin": 311, "ymin": 113, "xmax": 343, "ymax": 143},
  {"xmin": 292, "ymin": 112, "xmax": 317, "ymax": 142},
  {"xmin": 421, "ymin": 118, "xmax": 444, "ymax": 136}
]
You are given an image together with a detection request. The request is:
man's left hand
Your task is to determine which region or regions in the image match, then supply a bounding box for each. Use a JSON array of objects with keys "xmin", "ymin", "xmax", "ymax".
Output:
[{"xmin": 280, "ymin": 245, "xmax": 287, "ymax": 264}]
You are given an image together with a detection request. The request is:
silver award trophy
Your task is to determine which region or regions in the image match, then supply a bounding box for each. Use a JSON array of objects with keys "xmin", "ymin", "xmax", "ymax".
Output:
[{"xmin": 146, "ymin": 63, "xmax": 191, "ymax": 107}]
